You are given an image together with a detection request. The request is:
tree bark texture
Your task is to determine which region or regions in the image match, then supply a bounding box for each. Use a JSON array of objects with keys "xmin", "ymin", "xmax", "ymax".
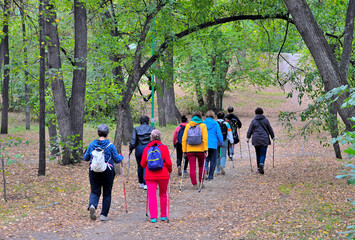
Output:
[
  {"xmin": 156, "ymin": 63, "xmax": 167, "ymax": 127},
  {"xmin": 284, "ymin": 0, "xmax": 355, "ymax": 131},
  {"xmin": 38, "ymin": 0, "xmax": 46, "ymax": 176},
  {"xmin": 45, "ymin": 0, "xmax": 73, "ymax": 164},
  {"xmin": 328, "ymin": 103, "xmax": 342, "ymax": 159},
  {"xmin": 70, "ymin": 0, "xmax": 88, "ymax": 158},
  {"xmin": 1, "ymin": 0, "xmax": 10, "ymax": 134}
]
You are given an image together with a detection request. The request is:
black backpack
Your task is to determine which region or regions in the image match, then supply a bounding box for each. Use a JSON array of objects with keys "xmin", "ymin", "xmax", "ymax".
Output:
[
  {"xmin": 218, "ymin": 121, "xmax": 228, "ymax": 141},
  {"xmin": 177, "ymin": 124, "xmax": 185, "ymax": 144},
  {"xmin": 228, "ymin": 119, "xmax": 240, "ymax": 144}
]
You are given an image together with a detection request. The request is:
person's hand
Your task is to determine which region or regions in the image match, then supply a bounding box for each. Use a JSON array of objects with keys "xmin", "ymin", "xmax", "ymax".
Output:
[
  {"xmin": 273, "ymin": 137, "xmax": 276, "ymax": 141},
  {"xmin": 204, "ymin": 151, "xmax": 208, "ymax": 158},
  {"xmin": 246, "ymin": 138, "xmax": 250, "ymax": 143}
]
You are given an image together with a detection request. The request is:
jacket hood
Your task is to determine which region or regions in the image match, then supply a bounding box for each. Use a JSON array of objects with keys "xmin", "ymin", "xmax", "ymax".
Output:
[
  {"xmin": 147, "ymin": 140, "xmax": 162, "ymax": 147},
  {"xmin": 204, "ymin": 117, "xmax": 216, "ymax": 130},
  {"xmin": 92, "ymin": 139, "xmax": 111, "ymax": 149},
  {"xmin": 255, "ymin": 115, "xmax": 266, "ymax": 120},
  {"xmin": 190, "ymin": 116, "xmax": 203, "ymax": 125}
]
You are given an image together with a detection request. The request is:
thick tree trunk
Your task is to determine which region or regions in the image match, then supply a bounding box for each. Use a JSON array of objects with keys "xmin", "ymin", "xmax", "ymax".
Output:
[
  {"xmin": 1, "ymin": 0, "xmax": 10, "ymax": 134},
  {"xmin": 45, "ymin": 0, "xmax": 73, "ymax": 164},
  {"xmin": 284, "ymin": 0, "xmax": 355, "ymax": 131},
  {"xmin": 70, "ymin": 0, "xmax": 87, "ymax": 160},
  {"xmin": 156, "ymin": 78, "xmax": 167, "ymax": 127},
  {"xmin": 38, "ymin": 0, "xmax": 46, "ymax": 176},
  {"xmin": 20, "ymin": 0, "xmax": 31, "ymax": 130}
]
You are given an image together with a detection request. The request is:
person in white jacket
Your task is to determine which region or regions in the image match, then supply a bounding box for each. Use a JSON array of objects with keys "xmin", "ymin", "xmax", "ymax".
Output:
[{"xmin": 216, "ymin": 111, "xmax": 234, "ymax": 175}]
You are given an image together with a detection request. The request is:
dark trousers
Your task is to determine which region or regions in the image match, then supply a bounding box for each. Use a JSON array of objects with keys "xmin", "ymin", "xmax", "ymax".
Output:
[
  {"xmin": 176, "ymin": 142, "xmax": 188, "ymax": 170},
  {"xmin": 88, "ymin": 167, "xmax": 115, "ymax": 217},
  {"xmin": 135, "ymin": 144, "xmax": 147, "ymax": 185},
  {"xmin": 205, "ymin": 148, "xmax": 217, "ymax": 179},
  {"xmin": 255, "ymin": 146, "xmax": 268, "ymax": 168}
]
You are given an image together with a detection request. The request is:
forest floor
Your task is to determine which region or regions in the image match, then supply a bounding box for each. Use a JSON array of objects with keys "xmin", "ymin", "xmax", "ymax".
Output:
[{"xmin": 0, "ymin": 84, "xmax": 354, "ymax": 240}]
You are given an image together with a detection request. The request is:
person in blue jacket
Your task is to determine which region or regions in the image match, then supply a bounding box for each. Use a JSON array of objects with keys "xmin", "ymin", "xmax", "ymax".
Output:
[
  {"xmin": 203, "ymin": 110, "xmax": 223, "ymax": 180},
  {"xmin": 84, "ymin": 124, "xmax": 123, "ymax": 221}
]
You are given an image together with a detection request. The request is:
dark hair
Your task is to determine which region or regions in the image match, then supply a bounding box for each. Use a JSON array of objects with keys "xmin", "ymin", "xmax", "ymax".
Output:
[
  {"xmin": 97, "ymin": 124, "xmax": 109, "ymax": 137},
  {"xmin": 192, "ymin": 111, "xmax": 202, "ymax": 119},
  {"xmin": 227, "ymin": 106, "xmax": 234, "ymax": 113},
  {"xmin": 255, "ymin": 107, "xmax": 264, "ymax": 115},
  {"xmin": 140, "ymin": 115, "xmax": 150, "ymax": 124},
  {"xmin": 217, "ymin": 111, "xmax": 225, "ymax": 119},
  {"xmin": 181, "ymin": 115, "xmax": 188, "ymax": 123}
]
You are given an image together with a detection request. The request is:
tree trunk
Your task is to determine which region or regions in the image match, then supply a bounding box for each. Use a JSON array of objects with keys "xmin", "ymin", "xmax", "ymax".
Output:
[
  {"xmin": 163, "ymin": 46, "xmax": 179, "ymax": 125},
  {"xmin": 70, "ymin": 0, "xmax": 87, "ymax": 160},
  {"xmin": 45, "ymin": 0, "xmax": 73, "ymax": 164},
  {"xmin": 38, "ymin": 0, "xmax": 46, "ymax": 176},
  {"xmin": 156, "ymin": 63, "xmax": 167, "ymax": 127},
  {"xmin": 20, "ymin": 0, "xmax": 31, "ymax": 130},
  {"xmin": 1, "ymin": 0, "xmax": 10, "ymax": 134},
  {"xmin": 328, "ymin": 103, "xmax": 342, "ymax": 159},
  {"xmin": 284, "ymin": 0, "xmax": 355, "ymax": 131}
]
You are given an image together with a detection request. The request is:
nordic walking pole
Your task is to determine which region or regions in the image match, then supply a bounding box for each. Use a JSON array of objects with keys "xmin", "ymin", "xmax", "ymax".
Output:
[
  {"xmin": 238, "ymin": 128, "xmax": 242, "ymax": 160},
  {"xmin": 247, "ymin": 142, "xmax": 253, "ymax": 172},
  {"xmin": 146, "ymin": 190, "xmax": 149, "ymax": 217},
  {"xmin": 179, "ymin": 154, "xmax": 186, "ymax": 192},
  {"xmin": 120, "ymin": 163, "xmax": 128, "ymax": 213},
  {"xmin": 126, "ymin": 152, "xmax": 131, "ymax": 183},
  {"xmin": 199, "ymin": 153, "xmax": 207, "ymax": 193},
  {"xmin": 272, "ymin": 139, "xmax": 275, "ymax": 168},
  {"xmin": 167, "ymin": 178, "xmax": 171, "ymax": 223}
]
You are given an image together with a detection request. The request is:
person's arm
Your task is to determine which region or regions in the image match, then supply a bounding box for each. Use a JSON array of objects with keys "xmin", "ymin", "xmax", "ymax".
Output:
[
  {"xmin": 83, "ymin": 142, "xmax": 93, "ymax": 161},
  {"xmin": 202, "ymin": 124, "xmax": 209, "ymax": 152},
  {"xmin": 140, "ymin": 146, "xmax": 149, "ymax": 168},
  {"xmin": 182, "ymin": 124, "xmax": 189, "ymax": 153},
  {"xmin": 226, "ymin": 123, "xmax": 234, "ymax": 144},
  {"xmin": 163, "ymin": 145, "xmax": 173, "ymax": 173},
  {"xmin": 266, "ymin": 119, "xmax": 275, "ymax": 140},
  {"xmin": 129, "ymin": 128, "xmax": 137, "ymax": 153},
  {"xmin": 216, "ymin": 122, "xmax": 223, "ymax": 147},
  {"xmin": 235, "ymin": 115, "xmax": 242, "ymax": 129},
  {"xmin": 111, "ymin": 144, "xmax": 123, "ymax": 164},
  {"xmin": 246, "ymin": 120, "xmax": 254, "ymax": 141},
  {"xmin": 172, "ymin": 126, "xmax": 179, "ymax": 146}
]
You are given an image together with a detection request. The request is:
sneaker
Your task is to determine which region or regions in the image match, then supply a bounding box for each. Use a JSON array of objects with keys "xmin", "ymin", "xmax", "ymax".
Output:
[
  {"xmin": 220, "ymin": 166, "xmax": 225, "ymax": 175},
  {"xmin": 100, "ymin": 215, "xmax": 109, "ymax": 221},
  {"xmin": 89, "ymin": 205, "xmax": 96, "ymax": 221},
  {"xmin": 260, "ymin": 164, "xmax": 264, "ymax": 174},
  {"xmin": 183, "ymin": 170, "xmax": 188, "ymax": 174},
  {"xmin": 160, "ymin": 217, "xmax": 168, "ymax": 221},
  {"xmin": 151, "ymin": 218, "xmax": 157, "ymax": 223},
  {"xmin": 144, "ymin": 185, "xmax": 147, "ymax": 190},
  {"xmin": 193, "ymin": 184, "xmax": 198, "ymax": 190},
  {"xmin": 178, "ymin": 166, "xmax": 182, "ymax": 176},
  {"xmin": 139, "ymin": 183, "xmax": 144, "ymax": 189}
]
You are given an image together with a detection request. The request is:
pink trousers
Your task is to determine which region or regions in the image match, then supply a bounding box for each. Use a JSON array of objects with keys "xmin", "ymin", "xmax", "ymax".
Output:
[
  {"xmin": 146, "ymin": 179, "xmax": 169, "ymax": 219},
  {"xmin": 187, "ymin": 152, "xmax": 205, "ymax": 185}
]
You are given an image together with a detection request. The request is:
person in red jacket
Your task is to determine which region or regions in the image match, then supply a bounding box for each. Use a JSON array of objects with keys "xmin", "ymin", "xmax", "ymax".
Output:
[{"xmin": 141, "ymin": 129, "xmax": 172, "ymax": 223}]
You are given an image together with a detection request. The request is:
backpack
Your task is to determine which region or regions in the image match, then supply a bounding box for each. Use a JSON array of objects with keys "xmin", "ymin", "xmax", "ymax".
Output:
[
  {"xmin": 147, "ymin": 144, "xmax": 164, "ymax": 171},
  {"xmin": 187, "ymin": 124, "xmax": 202, "ymax": 145},
  {"xmin": 218, "ymin": 121, "xmax": 228, "ymax": 141},
  {"xmin": 177, "ymin": 124, "xmax": 186, "ymax": 144},
  {"xmin": 228, "ymin": 119, "xmax": 240, "ymax": 144},
  {"xmin": 91, "ymin": 143, "xmax": 112, "ymax": 172}
]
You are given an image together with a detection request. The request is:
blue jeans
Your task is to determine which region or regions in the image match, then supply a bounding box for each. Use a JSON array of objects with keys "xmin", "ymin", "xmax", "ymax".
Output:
[
  {"xmin": 255, "ymin": 146, "xmax": 268, "ymax": 168},
  {"xmin": 136, "ymin": 145, "xmax": 147, "ymax": 184},
  {"xmin": 204, "ymin": 148, "xmax": 217, "ymax": 179},
  {"xmin": 88, "ymin": 167, "xmax": 115, "ymax": 217},
  {"xmin": 216, "ymin": 139, "xmax": 228, "ymax": 173}
]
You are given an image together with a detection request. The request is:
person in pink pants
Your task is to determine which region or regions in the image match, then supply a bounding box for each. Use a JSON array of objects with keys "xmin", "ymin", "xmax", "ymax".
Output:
[{"xmin": 141, "ymin": 129, "xmax": 172, "ymax": 223}]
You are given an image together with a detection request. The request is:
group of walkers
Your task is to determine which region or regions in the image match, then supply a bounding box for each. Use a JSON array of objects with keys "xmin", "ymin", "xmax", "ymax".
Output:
[{"xmin": 83, "ymin": 106, "xmax": 275, "ymax": 223}]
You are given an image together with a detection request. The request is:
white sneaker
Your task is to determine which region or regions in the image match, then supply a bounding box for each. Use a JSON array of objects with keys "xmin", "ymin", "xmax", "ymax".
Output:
[
  {"xmin": 89, "ymin": 205, "xmax": 96, "ymax": 221},
  {"xmin": 100, "ymin": 215, "xmax": 109, "ymax": 221},
  {"xmin": 144, "ymin": 185, "xmax": 147, "ymax": 190},
  {"xmin": 139, "ymin": 183, "xmax": 144, "ymax": 189}
]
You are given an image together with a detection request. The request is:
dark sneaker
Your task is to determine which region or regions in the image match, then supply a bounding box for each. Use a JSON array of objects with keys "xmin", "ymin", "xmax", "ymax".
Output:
[
  {"xmin": 178, "ymin": 166, "xmax": 182, "ymax": 176},
  {"xmin": 89, "ymin": 205, "xmax": 96, "ymax": 221},
  {"xmin": 260, "ymin": 164, "xmax": 264, "ymax": 174}
]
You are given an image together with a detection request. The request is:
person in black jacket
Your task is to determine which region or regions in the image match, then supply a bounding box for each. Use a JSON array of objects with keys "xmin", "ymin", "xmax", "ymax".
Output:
[
  {"xmin": 225, "ymin": 106, "xmax": 242, "ymax": 160},
  {"xmin": 246, "ymin": 107, "xmax": 275, "ymax": 174},
  {"xmin": 129, "ymin": 115, "xmax": 155, "ymax": 189}
]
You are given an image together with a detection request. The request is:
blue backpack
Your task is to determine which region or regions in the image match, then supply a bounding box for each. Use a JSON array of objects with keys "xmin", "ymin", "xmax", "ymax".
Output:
[
  {"xmin": 147, "ymin": 144, "xmax": 164, "ymax": 171},
  {"xmin": 177, "ymin": 124, "xmax": 186, "ymax": 144}
]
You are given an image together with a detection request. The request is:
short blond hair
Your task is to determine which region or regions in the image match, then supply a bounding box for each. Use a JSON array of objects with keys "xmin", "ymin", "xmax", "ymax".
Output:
[
  {"xmin": 150, "ymin": 129, "xmax": 161, "ymax": 141},
  {"xmin": 205, "ymin": 110, "xmax": 215, "ymax": 119}
]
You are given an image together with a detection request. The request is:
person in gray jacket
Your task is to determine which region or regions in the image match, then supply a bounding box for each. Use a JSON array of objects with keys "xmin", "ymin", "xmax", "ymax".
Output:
[
  {"xmin": 246, "ymin": 107, "xmax": 275, "ymax": 174},
  {"xmin": 129, "ymin": 115, "xmax": 155, "ymax": 189}
]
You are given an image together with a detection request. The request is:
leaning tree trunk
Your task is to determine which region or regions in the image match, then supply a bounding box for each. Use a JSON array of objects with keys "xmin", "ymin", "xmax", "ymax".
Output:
[
  {"xmin": 284, "ymin": 0, "xmax": 355, "ymax": 131},
  {"xmin": 156, "ymin": 63, "xmax": 167, "ymax": 127},
  {"xmin": 45, "ymin": 0, "xmax": 74, "ymax": 164},
  {"xmin": 70, "ymin": 0, "xmax": 87, "ymax": 160},
  {"xmin": 1, "ymin": 0, "xmax": 10, "ymax": 134}
]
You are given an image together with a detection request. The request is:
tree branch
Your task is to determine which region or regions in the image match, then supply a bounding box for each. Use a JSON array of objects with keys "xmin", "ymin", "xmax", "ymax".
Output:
[{"xmin": 277, "ymin": 13, "xmax": 290, "ymax": 87}]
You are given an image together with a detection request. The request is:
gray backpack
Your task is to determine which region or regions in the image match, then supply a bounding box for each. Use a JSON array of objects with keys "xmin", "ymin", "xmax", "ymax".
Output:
[
  {"xmin": 91, "ymin": 143, "xmax": 112, "ymax": 172},
  {"xmin": 187, "ymin": 124, "xmax": 202, "ymax": 145}
]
